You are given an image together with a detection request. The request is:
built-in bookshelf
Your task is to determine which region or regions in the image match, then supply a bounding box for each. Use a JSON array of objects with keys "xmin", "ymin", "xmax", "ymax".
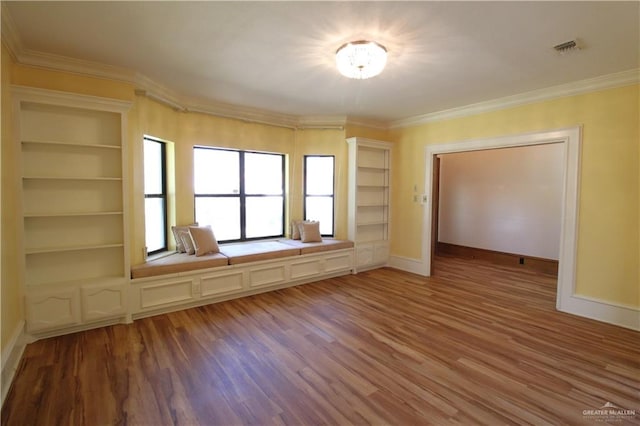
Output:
[
  {"xmin": 14, "ymin": 87, "xmax": 132, "ymax": 335},
  {"xmin": 347, "ymin": 137, "xmax": 391, "ymax": 272}
]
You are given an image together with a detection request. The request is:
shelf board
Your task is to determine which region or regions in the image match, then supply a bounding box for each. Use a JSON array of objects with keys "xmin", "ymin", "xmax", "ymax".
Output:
[
  {"xmin": 357, "ymin": 221, "xmax": 389, "ymax": 226},
  {"xmin": 23, "ymin": 176, "xmax": 122, "ymax": 181},
  {"xmin": 25, "ymin": 243, "xmax": 124, "ymax": 255},
  {"xmin": 22, "ymin": 139, "xmax": 121, "ymax": 150},
  {"xmin": 356, "ymin": 238, "xmax": 389, "ymax": 244},
  {"xmin": 357, "ymin": 166, "xmax": 389, "ymax": 172},
  {"xmin": 24, "ymin": 211, "xmax": 124, "ymax": 218},
  {"xmin": 25, "ymin": 275, "xmax": 127, "ymax": 288},
  {"xmin": 356, "ymin": 203, "xmax": 389, "ymax": 207},
  {"xmin": 357, "ymin": 185, "xmax": 389, "ymax": 189}
]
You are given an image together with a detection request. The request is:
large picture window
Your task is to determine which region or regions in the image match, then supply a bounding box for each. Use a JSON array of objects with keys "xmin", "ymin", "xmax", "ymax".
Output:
[
  {"xmin": 143, "ymin": 137, "xmax": 168, "ymax": 255},
  {"xmin": 194, "ymin": 147, "xmax": 285, "ymax": 242},
  {"xmin": 304, "ymin": 155, "xmax": 335, "ymax": 236}
]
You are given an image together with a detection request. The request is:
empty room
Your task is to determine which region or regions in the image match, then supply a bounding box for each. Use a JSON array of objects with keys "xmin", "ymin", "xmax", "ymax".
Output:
[{"xmin": 1, "ymin": 1, "xmax": 638, "ymax": 425}]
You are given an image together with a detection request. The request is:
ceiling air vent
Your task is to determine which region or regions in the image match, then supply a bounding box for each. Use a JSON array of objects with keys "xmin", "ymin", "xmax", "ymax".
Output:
[{"xmin": 553, "ymin": 39, "xmax": 582, "ymax": 54}]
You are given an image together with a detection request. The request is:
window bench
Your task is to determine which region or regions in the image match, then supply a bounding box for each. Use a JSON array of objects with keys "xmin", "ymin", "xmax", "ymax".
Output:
[{"xmin": 130, "ymin": 239, "xmax": 354, "ymax": 319}]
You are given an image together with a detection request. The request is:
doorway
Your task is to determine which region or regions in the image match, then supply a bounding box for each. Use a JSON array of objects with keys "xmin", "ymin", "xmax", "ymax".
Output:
[{"xmin": 422, "ymin": 127, "xmax": 581, "ymax": 311}]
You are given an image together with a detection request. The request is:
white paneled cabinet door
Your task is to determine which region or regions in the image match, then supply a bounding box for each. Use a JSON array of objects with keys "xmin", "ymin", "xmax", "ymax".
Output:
[
  {"xmin": 347, "ymin": 137, "xmax": 392, "ymax": 273},
  {"xmin": 14, "ymin": 86, "xmax": 132, "ymax": 336}
]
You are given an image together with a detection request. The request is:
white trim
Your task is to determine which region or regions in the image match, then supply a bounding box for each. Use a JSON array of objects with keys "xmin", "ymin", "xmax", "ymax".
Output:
[
  {"xmin": 390, "ymin": 69, "xmax": 639, "ymax": 129},
  {"xmin": 562, "ymin": 295, "xmax": 640, "ymax": 331},
  {"xmin": 12, "ymin": 85, "xmax": 132, "ymax": 113},
  {"xmin": 388, "ymin": 255, "xmax": 425, "ymax": 275},
  {"xmin": 17, "ymin": 49, "xmax": 135, "ymax": 83},
  {"xmin": 1, "ymin": 321, "xmax": 27, "ymax": 406},
  {"xmin": 423, "ymin": 127, "xmax": 585, "ymax": 320}
]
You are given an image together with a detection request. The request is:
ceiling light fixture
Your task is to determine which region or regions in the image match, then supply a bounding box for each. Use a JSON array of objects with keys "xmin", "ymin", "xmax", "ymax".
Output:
[{"xmin": 336, "ymin": 40, "xmax": 387, "ymax": 80}]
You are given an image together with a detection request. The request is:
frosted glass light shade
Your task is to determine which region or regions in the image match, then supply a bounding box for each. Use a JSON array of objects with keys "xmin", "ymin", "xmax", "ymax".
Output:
[{"xmin": 335, "ymin": 40, "xmax": 387, "ymax": 79}]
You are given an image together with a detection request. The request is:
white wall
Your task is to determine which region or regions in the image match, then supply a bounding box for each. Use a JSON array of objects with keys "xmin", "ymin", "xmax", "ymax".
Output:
[{"xmin": 438, "ymin": 143, "xmax": 563, "ymax": 260}]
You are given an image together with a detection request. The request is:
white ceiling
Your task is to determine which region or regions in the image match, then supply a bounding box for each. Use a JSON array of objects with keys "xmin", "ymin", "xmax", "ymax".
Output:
[{"xmin": 4, "ymin": 1, "xmax": 639, "ymax": 123}]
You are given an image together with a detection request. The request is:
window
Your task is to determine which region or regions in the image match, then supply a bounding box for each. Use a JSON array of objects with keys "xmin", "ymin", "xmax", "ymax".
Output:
[
  {"xmin": 194, "ymin": 147, "xmax": 285, "ymax": 242},
  {"xmin": 143, "ymin": 137, "xmax": 168, "ymax": 255},
  {"xmin": 304, "ymin": 155, "xmax": 335, "ymax": 236}
]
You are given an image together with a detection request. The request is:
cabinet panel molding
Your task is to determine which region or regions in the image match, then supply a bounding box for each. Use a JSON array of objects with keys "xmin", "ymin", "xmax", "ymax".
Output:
[
  {"xmin": 26, "ymin": 289, "xmax": 81, "ymax": 332},
  {"xmin": 81, "ymin": 284, "xmax": 127, "ymax": 321}
]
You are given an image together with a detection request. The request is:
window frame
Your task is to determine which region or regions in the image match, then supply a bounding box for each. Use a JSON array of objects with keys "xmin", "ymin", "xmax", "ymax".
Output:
[
  {"xmin": 193, "ymin": 146, "xmax": 286, "ymax": 243},
  {"xmin": 303, "ymin": 155, "xmax": 335, "ymax": 237},
  {"xmin": 143, "ymin": 137, "xmax": 168, "ymax": 255}
]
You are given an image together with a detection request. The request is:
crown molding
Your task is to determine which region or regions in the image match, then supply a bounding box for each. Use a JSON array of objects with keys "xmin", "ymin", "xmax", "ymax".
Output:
[
  {"xmin": 297, "ymin": 115, "xmax": 346, "ymax": 130},
  {"xmin": 135, "ymin": 73, "xmax": 348, "ymax": 130},
  {"xmin": 186, "ymin": 100, "xmax": 300, "ymax": 129},
  {"xmin": 18, "ymin": 49, "xmax": 136, "ymax": 82},
  {"xmin": 13, "ymin": 85, "xmax": 132, "ymax": 113},
  {"xmin": 390, "ymin": 68, "xmax": 640, "ymax": 129}
]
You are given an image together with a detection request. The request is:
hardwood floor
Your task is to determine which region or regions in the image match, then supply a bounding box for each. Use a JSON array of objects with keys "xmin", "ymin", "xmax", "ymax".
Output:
[{"xmin": 2, "ymin": 256, "xmax": 639, "ymax": 425}]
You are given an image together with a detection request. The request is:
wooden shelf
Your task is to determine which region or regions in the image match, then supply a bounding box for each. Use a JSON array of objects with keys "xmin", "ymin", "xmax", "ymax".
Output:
[
  {"xmin": 357, "ymin": 184, "xmax": 389, "ymax": 189},
  {"xmin": 22, "ymin": 140, "xmax": 121, "ymax": 150},
  {"xmin": 357, "ymin": 221, "xmax": 388, "ymax": 226},
  {"xmin": 357, "ymin": 166, "xmax": 388, "ymax": 172},
  {"xmin": 25, "ymin": 275, "xmax": 126, "ymax": 289},
  {"xmin": 357, "ymin": 204, "xmax": 388, "ymax": 209},
  {"xmin": 25, "ymin": 243, "xmax": 124, "ymax": 255},
  {"xmin": 24, "ymin": 211, "xmax": 123, "ymax": 218},
  {"xmin": 23, "ymin": 176, "xmax": 122, "ymax": 181}
]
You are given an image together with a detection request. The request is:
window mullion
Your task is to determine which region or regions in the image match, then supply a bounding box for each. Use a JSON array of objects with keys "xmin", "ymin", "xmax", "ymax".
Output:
[{"xmin": 239, "ymin": 151, "xmax": 247, "ymax": 240}]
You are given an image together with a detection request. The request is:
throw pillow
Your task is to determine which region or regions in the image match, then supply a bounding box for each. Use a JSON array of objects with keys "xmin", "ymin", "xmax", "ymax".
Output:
[
  {"xmin": 179, "ymin": 230, "xmax": 196, "ymax": 255},
  {"xmin": 300, "ymin": 221, "xmax": 322, "ymax": 243},
  {"xmin": 189, "ymin": 225, "xmax": 220, "ymax": 256},
  {"xmin": 171, "ymin": 223, "xmax": 198, "ymax": 252},
  {"xmin": 291, "ymin": 220, "xmax": 302, "ymax": 240}
]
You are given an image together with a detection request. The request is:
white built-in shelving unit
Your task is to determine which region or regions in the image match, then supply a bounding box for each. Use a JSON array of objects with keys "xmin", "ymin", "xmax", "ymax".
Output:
[
  {"xmin": 14, "ymin": 86, "xmax": 132, "ymax": 336},
  {"xmin": 347, "ymin": 137, "xmax": 392, "ymax": 272}
]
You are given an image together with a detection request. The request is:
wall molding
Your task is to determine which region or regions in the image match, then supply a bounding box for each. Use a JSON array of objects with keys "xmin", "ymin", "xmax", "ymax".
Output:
[
  {"xmin": 388, "ymin": 255, "xmax": 426, "ymax": 276},
  {"xmin": 390, "ymin": 69, "xmax": 639, "ymax": 129},
  {"xmin": 562, "ymin": 295, "xmax": 640, "ymax": 331},
  {"xmin": 1, "ymin": 321, "xmax": 26, "ymax": 406},
  {"xmin": 436, "ymin": 242, "xmax": 559, "ymax": 275}
]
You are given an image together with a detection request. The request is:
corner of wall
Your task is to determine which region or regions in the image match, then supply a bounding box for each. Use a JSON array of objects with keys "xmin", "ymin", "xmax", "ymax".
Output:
[{"xmin": 0, "ymin": 320, "xmax": 26, "ymax": 407}]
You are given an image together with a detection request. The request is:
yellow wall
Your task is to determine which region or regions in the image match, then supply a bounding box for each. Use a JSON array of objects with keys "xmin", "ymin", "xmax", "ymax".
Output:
[
  {"xmin": 292, "ymin": 129, "xmax": 349, "ymax": 239},
  {"xmin": 345, "ymin": 123, "xmax": 390, "ymax": 141},
  {"xmin": 390, "ymin": 85, "xmax": 640, "ymax": 307},
  {"xmin": 1, "ymin": 43, "xmax": 22, "ymax": 349}
]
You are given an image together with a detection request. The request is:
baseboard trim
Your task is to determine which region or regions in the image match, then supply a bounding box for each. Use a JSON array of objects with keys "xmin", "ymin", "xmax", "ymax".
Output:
[
  {"xmin": 388, "ymin": 255, "xmax": 427, "ymax": 276},
  {"xmin": 560, "ymin": 294, "xmax": 640, "ymax": 331},
  {"xmin": 436, "ymin": 242, "xmax": 559, "ymax": 275},
  {"xmin": 1, "ymin": 321, "xmax": 26, "ymax": 407}
]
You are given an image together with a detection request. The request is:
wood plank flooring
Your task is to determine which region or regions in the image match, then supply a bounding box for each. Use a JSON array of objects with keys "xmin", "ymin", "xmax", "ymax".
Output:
[{"xmin": 2, "ymin": 256, "xmax": 639, "ymax": 425}]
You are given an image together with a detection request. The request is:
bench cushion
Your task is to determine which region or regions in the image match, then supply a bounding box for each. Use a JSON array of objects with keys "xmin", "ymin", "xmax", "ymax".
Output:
[
  {"xmin": 220, "ymin": 241, "xmax": 300, "ymax": 265},
  {"xmin": 131, "ymin": 252, "xmax": 229, "ymax": 279},
  {"xmin": 279, "ymin": 238, "xmax": 354, "ymax": 254}
]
